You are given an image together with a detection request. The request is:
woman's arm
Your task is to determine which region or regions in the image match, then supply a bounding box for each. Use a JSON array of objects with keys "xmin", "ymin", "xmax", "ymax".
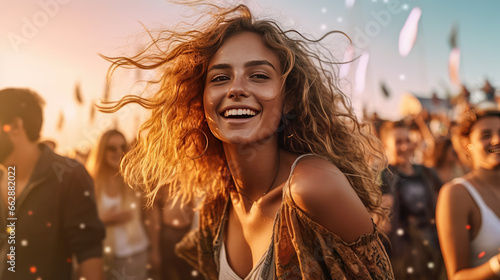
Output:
[{"xmin": 436, "ymin": 182, "xmax": 500, "ymax": 280}]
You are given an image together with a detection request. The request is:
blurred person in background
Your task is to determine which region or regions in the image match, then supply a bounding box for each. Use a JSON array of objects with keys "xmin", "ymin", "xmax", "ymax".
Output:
[
  {"xmin": 86, "ymin": 129, "xmax": 150, "ymax": 280},
  {"xmin": 436, "ymin": 106, "xmax": 500, "ymax": 279},
  {"xmin": 431, "ymin": 137, "xmax": 466, "ymax": 184},
  {"xmin": 148, "ymin": 187, "xmax": 203, "ymax": 280},
  {"xmin": 0, "ymin": 88, "xmax": 105, "ymax": 280},
  {"xmin": 379, "ymin": 120, "xmax": 446, "ymax": 280}
]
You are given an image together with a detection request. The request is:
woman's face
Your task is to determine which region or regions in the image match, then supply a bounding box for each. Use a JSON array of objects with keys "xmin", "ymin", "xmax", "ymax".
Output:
[
  {"xmin": 383, "ymin": 127, "xmax": 414, "ymax": 166},
  {"xmin": 105, "ymin": 134, "xmax": 127, "ymax": 170},
  {"xmin": 468, "ymin": 116, "xmax": 500, "ymax": 170},
  {"xmin": 203, "ymin": 31, "xmax": 284, "ymax": 145}
]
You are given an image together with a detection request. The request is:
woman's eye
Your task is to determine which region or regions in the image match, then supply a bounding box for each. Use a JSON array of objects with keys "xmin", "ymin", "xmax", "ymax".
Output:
[
  {"xmin": 251, "ymin": 73, "xmax": 270, "ymax": 79},
  {"xmin": 211, "ymin": 75, "xmax": 229, "ymax": 82},
  {"xmin": 480, "ymin": 133, "xmax": 491, "ymax": 139}
]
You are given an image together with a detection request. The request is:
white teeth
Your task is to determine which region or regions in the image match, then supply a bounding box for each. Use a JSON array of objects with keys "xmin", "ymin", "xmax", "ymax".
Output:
[
  {"xmin": 223, "ymin": 108, "xmax": 257, "ymax": 117},
  {"xmin": 489, "ymin": 148, "xmax": 500, "ymax": 153}
]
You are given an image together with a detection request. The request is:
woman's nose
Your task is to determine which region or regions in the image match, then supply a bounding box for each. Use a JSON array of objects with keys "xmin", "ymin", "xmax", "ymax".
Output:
[{"xmin": 227, "ymin": 76, "xmax": 249, "ymax": 99}]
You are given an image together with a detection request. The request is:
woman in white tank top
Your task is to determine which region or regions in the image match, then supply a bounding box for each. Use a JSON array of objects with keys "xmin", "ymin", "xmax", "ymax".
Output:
[
  {"xmin": 436, "ymin": 106, "xmax": 500, "ymax": 279},
  {"xmin": 86, "ymin": 130, "xmax": 150, "ymax": 280}
]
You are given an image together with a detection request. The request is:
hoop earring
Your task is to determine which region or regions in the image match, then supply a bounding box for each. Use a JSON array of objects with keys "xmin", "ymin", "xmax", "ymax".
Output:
[{"xmin": 182, "ymin": 128, "xmax": 209, "ymax": 160}]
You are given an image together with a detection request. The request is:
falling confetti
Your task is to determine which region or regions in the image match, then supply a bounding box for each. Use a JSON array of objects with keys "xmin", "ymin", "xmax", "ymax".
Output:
[
  {"xmin": 320, "ymin": 24, "xmax": 327, "ymax": 30},
  {"xmin": 104, "ymin": 246, "xmax": 112, "ymax": 254},
  {"xmin": 449, "ymin": 24, "xmax": 459, "ymax": 49},
  {"xmin": 398, "ymin": 7, "xmax": 422, "ymax": 57},
  {"xmin": 79, "ymin": 223, "xmax": 86, "ymax": 229},
  {"xmin": 21, "ymin": 240, "xmax": 28, "ymax": 247},
  {"xmin": 102, "ymin": 79, "xmax": 110, "ymax": 102},
  {"xmin": 423, "ymin": 239, "xmax": 429, "ymax": 246},
  {"xmin": 89, "ymin": 102, "xmax": 96, "ymax": 124},
  {"xmin": 466, "ymin": 224, "xmax": 471, "ymax": 230},
  {"xmin": 74, "ymin": 82, "xmax": 83, "ymax": 105},
  {"xmin": 354, "ymin": 53, "xmax": 370, "ymax": 94},
  {"xmin": 396, "ymin": 228, "xmax": 404, "ymax": 236},
  {"xmin": 428, "ymin": 262, "xmax": 435, "ymax": 269},
  {"xmin": 56, "ymin": 111, "xmax": 65, "ymax": 131},
  {"xmin": 130, "ymin": 203, "xmax": 137, "ymax": 209},
  {"xmin": 79, "ymin": 278, "xmax": 87, "ymax": 280},
  {"xmin": 28, "ymin": 210, "xmax": 33, "ymax": 215},
  {"xmin": 84, "ymin": 191, "xmax": 90, "ymax": 197},
  {"xmin": 192, "ymin": 270, "xmax": 199, "ymax": 277},
  {"xmin": 30, "ymin": 266, "xmax": 37, "ymax": 273},
  {"xmin": 339, "ymin": 45, "xmax": 354, "ymax": 78},
  {"xmin": 321, "ymin": 7, "xmax": 327, "ymax": 13},
  {"xmin": 407, "ymin": 267, "xmax": 414, "ymax": 274},
  {"xmin": 402, "ymin": 4, "xmax": 409, "ymax": 10},
  {"xmin": 380, "ymin": 81, "xmax": 391, "ymax": 98},
  {"xmin": 345, "ymin": 0, "xmax": 355, "ymax": 8},
  {"xmin": 478, "ymin": 251, "xmax": 486, "ymax": 258},
  {"xmin": 173, "ymin": 219, "xmax": 180, "ymax": 226},
  {"xmin": 47, "ymin": 222, "xmax": 52, "ymax": 227},
  {"xmin": 449, "ymin": 48, "xmax": 461, "ymax": 87}
]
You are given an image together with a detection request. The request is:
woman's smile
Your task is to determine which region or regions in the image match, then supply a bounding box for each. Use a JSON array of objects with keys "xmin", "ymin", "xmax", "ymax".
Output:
[{"xmin": 203, "ymin": 31, "xmax": 284, "ymax": 144}]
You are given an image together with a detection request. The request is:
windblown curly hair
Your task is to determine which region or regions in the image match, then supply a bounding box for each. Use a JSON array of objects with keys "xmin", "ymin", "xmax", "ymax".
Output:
[{"xmin": 100, "ymin": 2, "xmax": 387, "ymax": 220}]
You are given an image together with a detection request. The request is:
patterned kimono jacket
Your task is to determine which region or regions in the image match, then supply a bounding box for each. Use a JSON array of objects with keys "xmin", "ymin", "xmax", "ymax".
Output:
[{"xmin": 176, "ymin": 185, "xmax": 394, "ymax": 280}]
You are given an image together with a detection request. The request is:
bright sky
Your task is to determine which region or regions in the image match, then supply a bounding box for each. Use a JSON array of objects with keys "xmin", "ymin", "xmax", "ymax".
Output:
[{"xmin": 1, "ymin": 0, "xmax": 499, "ymax": 153}]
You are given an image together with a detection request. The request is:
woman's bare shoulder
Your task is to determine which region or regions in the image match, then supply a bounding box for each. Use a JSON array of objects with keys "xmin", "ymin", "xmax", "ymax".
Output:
[{"xmin": 288, "ymin": 155, "xmax": 373, "ymax": 243}]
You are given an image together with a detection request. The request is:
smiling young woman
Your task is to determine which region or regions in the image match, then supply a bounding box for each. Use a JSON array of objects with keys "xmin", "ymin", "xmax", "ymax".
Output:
[
  {"xmin": 100, "ymin": 3, "xmax": 393, "ymax": 279},
  {"xmin": 436, "ymin": 106, "xmax": 500, "ymax": 280}
]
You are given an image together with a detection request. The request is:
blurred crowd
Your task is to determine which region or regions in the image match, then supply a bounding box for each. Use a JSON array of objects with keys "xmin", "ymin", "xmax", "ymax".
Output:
[{"xmin": 0, "ymin": 80, "xmax": 499, "ymax": 280}]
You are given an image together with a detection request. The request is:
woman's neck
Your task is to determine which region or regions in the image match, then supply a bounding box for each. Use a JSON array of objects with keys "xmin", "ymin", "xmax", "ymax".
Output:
[
  {"xmin": 223, "ymin": 138, "xmax": 282, "ymax": 205},
  {"xmin": 473, "ymin": 167, "xmax": 500, "ymax": 189}
]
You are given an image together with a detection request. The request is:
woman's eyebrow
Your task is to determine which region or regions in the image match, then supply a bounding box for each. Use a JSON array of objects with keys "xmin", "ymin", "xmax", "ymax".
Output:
[
  {"xmin": 207, "ymin": 63, "xmax": 231, "ymax": 72},
  {"xmin": 244, "ymin": 60, "xmax": 275, "ymax": 70},
  {"xmin": 207, "ymin": 60, "xmax": 276, "ymax": 73}
]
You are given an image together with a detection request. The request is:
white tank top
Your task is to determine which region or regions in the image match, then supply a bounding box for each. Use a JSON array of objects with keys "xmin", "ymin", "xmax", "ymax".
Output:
[
  {"xmin": 100, "ymin": 192, "xmax": 149, "ymax": 257},
  {"xmin": 453, "ymin": 178, "xmax": 500, "ymax": 267}
]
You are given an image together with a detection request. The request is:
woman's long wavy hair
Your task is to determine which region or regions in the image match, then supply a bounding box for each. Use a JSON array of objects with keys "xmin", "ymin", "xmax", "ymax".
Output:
[{"xmin": 100, "ymin": 3, "xmax": 387, "ymax": 220}]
